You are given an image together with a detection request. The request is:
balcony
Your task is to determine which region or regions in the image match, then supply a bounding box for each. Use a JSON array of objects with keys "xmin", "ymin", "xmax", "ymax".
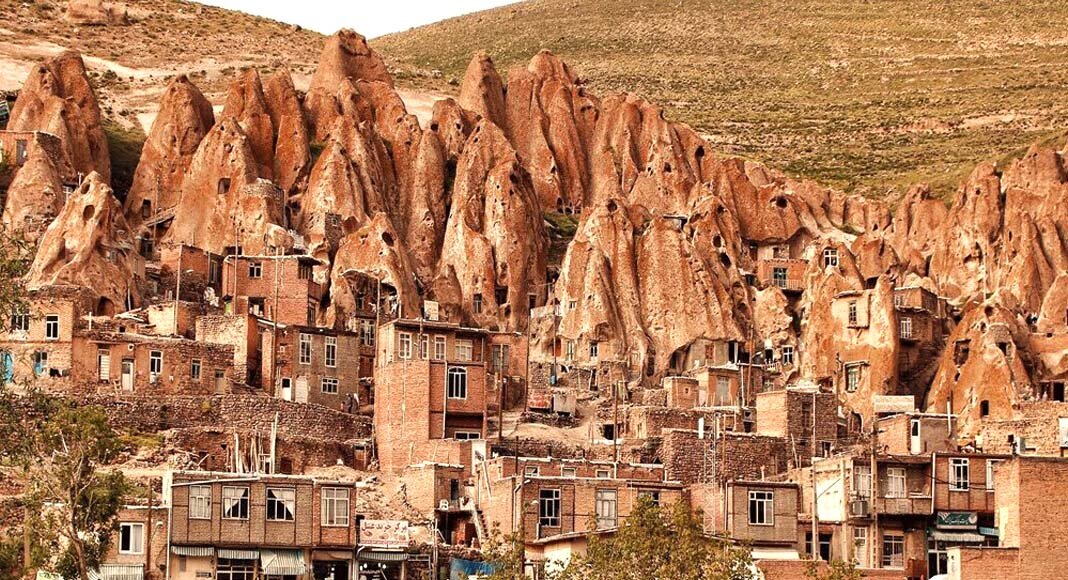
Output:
[{"xmin": 873, "ymin": 494, "xmax": 932, "ymax": 515}]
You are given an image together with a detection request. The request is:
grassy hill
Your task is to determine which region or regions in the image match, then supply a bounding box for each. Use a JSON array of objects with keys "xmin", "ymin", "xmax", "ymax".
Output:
[{"xmin": 375, "ymin": 0, "xmax": 1068, "ymax": 198}]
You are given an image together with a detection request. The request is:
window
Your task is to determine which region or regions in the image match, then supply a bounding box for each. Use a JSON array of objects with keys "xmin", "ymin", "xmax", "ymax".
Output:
[
  {"xmin": 950, "ymin": 458, "xmax": 970, "ymax": 491},
  {"xmin": 568, "ymin": 300, "xmax": 577, "ymax": 311},
  {"xmin": 638, "ymin": 490, "xmax": 662, "ymax": 506},
  {"xmin": 189, "ymin": 485, "xmax": 211, "ymax": 520},
  {"xmin": 886, "ymin": 467, "xmax": 906, "ymax": 499},
  {"xmin": 782, "ymin": 346, "xmax": 794, "ymax": 365},
  {"xmin": 491, "ymin": 344, "xmax": 510, "ymax": 374},
  {"xmin": 191, "ymin": 359, "xmax": 201, "ymax": 380},
  {"xmin": 325, "ymin": 336, "xmax": 337, "ymax": 368},
  {"xmin": 894, "ymin": 293, "xmax": 904, "ymax": 308},
  {"xmin": 45, "ymin": 314, "xmax": 59, "ymax": 340},
  {"xmin": 32, "ymin": 351, "xmax": 48, "ymax": 376},
  {"xmin": 848, "ymin": 301, "xmax": 858, "ymax": 326},
  {"xmin": 10, "ymin": 311, "xmax": 29, "ymax": 332},
  {"xmin": 248, "ymin": 262, "xmax": 262, "ymax": 278},
  {"xmin": 853, "ymin": 527, "xmax": 868, "ymax": 567},
  {"xmin": 433, "ymin": 335, "xmax": 446, "ymax": 360},
  {"xmin": 900, "ymin": 316, "xmax": 912, "ymax": 339},
  {"xmin": 298, "ymin": 262, "xmax": 312, "ymax": 280},
  {"xmin": 853, "ymin": 466, "xmax": 871, "ymax": 498},
  {"xmin": 419, "ymin": 334, "xmax": 429, "ymax": 359},
  {"xmin": 322, "ymin": 377, "xmax": 339, "ymax": 394},
  {"xmin": 217, "ymin": 177, "xmax": 231, "ymax": 194},
  {"xmin": 589, "ymin": 341, "xmax": 599, "ymax": 359},
  {"xmin": 118, "ymin": 522, "xmax": 144, "ymax": 555},
  {"xmin": 748, "ymin": 490, "xmax": 774, "ymax": 525},
  {"xmin": 472, "ymin": 293, "xmax": 483, "ymax": 314},
  {"xmin": 846, "ymin": 365, "xmax": 860, "ymax": 392},
  {"xmin": 299, "ymin": 333, "xmax": 312, "ymax": 365},
  {"xmin": 596, "ymin": 489, "xmax": 618, "ymax": 529},
  {"xmin": 823, "ymin": 248, "xmax": 839, "ymax": 268},
  {"xmin": 149, "ymin": 350, "xmax": 163, "ymax": 381},
  {"xmin": 360, "ymin": 319, "xmax": 375, "ymax": 347},
  {"xmin": 222, "ymin": 486, "xmax": 249, "ymax": 520},
  {"xmin": 882, "ymin": 533, "xmax": 904, "ymax": 568},
  {"xmin": 561, "ymin": 467, "xmax": 577, "ymax": 478},
  {"xmin": 16, "ymin": 139, "xmax": 28, "ymax": 164},
  {"xmin": 539, "ymin": 489, "xmax": 561, "ymax": 527},
  {"xmin": 595, "ymin": 469, "xmax": 611, "ymax": 479},
  {"xmin": 447, "ymin": 367, "xmax": 468, "ymax": 399},
  {"xmin": 772, "ymin": 267, "xmax": 787, "ymax": 288},
  {"xmin": 217, "ymin": 559, "xmax": 254, "ymax": 580},
  {"xmin": 455, "ymin": 339, "xmax": 473, "ymax": 362},
  {"xmin": 565, "ymin": 340, "xmax": 575, "ymax": 361},
  {"xmin": 209, "ymin": 258, "xmax": 221, "ymax": 284},
  {"xmin": 524, "ymin": 466, "xmax": 541, "ymax": 477},
  {"xmin": 453, "ymin": 431, "xmax": 481, "ymax": 440},
  {"xmin": 322, "ymin": 487, "xmax": 350, "ymax": 527},
  {"xmin": 266, "ymin": 488, "xmax": 295, "ymax": 521},
  {"xmin": 398, "ymin": 332, "xmax": 412, "ymax": 360},
  {"xmin": 986, "ymin": 459, "xmax": 1001, "ymax": 492}
]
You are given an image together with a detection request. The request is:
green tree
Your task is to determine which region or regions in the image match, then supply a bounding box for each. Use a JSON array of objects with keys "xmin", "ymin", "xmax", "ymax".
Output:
[
  {"xmin": 482, "ymin": 531, "xmax": 527, "ymax": 580},
  {"xmin": 550, "ymin": 498, "xmax": 753, "ymax": 580},
  {"xmin": 805, "ymin": 559, "xmax": 863, "ymax": 580},
  {"xmin": 0, "ymin": 392, "xmax": 128, "ymax": 580}
]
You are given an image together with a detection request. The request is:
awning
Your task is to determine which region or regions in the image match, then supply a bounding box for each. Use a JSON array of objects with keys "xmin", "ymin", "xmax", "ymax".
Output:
[
  {"xmin": 929, "ymin": 530, "xmax": 985, "ymax": 543},
  {"xmin": 359, "ymin": 550, "xmax": 409, "ymax": 563},
  {"xmin": 980, "ymin": 526, "xmax": 1000, "ymax": 537},
  {"xmin": 172, "ymin": 545, "xmax": 215, "ymax": 556},
  {"xmin": 261, "ymin": 549, "xmax": 307, "ymax": 576},
  {"xmin": 313, "ymin": 549, "xmax": 355, "ymax": 561},
  {"xmin": 218, "ymin": 548, "xmax": 259, "ymax": 560},
  {"xmin": 100, "ymin": 564, "xmax": 144, "ymax": 580},
  {"xmin": 751, "ymin": 547, "xmax": 801, "ymax": 561}
]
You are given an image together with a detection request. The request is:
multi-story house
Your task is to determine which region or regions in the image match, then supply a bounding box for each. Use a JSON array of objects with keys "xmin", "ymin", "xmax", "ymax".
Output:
[
  {"xmin": 261, "ymin": 324, "xmax": 371, "ymax": 411},
  {"xmin": 223, "ymin": 254, "xmax": 324, "ymax": 326}
]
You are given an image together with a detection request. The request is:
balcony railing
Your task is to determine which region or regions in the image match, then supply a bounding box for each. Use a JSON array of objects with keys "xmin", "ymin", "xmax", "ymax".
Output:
[{"xmin": 873, "ymin": 494, "xmax": 932, "ymax": 515}]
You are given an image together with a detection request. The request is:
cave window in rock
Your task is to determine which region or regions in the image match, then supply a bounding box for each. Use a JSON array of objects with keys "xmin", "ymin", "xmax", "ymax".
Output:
[
  {"xmin": 823, "ymin": 248, "xmax": 839, "ymax": 268},
  {"xmin": 141, "ymin": 200, "xmax": 152, "ymax": 219},
  {"xmin": 782, "ymin": 346, "xmax": 794, "ymax": 366},
  {"xmin": 589, "ymin": 341, "xmax": 599, "ymax": 360},
  {"xmin": 495, "ymin": 286, "xmax": 509, "ymax": 306},
  {"xmin": 713, "ymin": 235, "xmax": 723, "ymax": 248},
  {"xmin": 601, "ymin": 423, "xmax": 616, "ymax": 441},
  {"xmin": 96, "ymin": 298, "xmax": 115, "ymax": 317},
  {"xmin": 844, "ymin": 364, "xmax": 861, "ymax": 393},
  {"xmin": 528, "ymin": 293, "xmax": 537, "ymax": 312},
  {"xmin": 472, "ymin": 293, "xmax": 483, "ymax": 314},
  {"xmin": 217, "ymin": 178, "xmax": 231, "ymax": 195},
  {"xmin": 719, "ymin": 253, "xmax": 732, "ymax": 268},
  {"xmin": 772, "ymin": 196, "xmax": 788, "ymax": 209},
  {"xmin": 848, "ymin": 301, "xmax": 858, "ymax": 327},
  {"xmin": 138, "ymin": 236, "xmax": 154, "ymax": 259},
  {"xmin": 980, "ymin": 400, "xmax": 990, "ymax": 417},
  {"xmin": 996, "ymin": 340, "xmax": 1013, "ymax": 360}
]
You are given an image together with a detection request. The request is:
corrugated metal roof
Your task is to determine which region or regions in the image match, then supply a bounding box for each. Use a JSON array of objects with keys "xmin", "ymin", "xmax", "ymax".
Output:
[
  {"xmin": 218, "ymin": 548, "xmax": 260, "ymax": 560},
  {"xmin": 261, "ymin": 549, "xmax": 306, "ymax": 576},
  {"xmin": 359, "ymin": 550, "xmax": 409, "ymax": 563},
  {"xmin": 100, "ymin": 564, "xmax": 144, "ymax": 580},
  {"xmin": 171, "ymin": 545, "xmax": 215, "ymax": 557}
]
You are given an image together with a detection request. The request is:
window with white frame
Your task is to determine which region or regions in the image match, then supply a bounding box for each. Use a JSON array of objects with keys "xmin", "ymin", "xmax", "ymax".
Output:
[
  {"xmin": 950, "ymin": 458, "xmax": 970, "ymax": 491},
  {"xmin": 566, "ymin": 340, "xmax": 575, "ymax": 361},
  {"xmin": 848, "ymin": 301, "xmax": 858, "ymax": 326},
  {"xmin": 886, "ymin": 467, "xmax": 906, "ymax": 499},
  {"xmin": 455, "ymin": 339, "xmax": 473, "ymax": 362},
  {"xmin": 433, "ymin": 335, "xmax": 446, "ymax": 360},
  {"xmin": 248, "ymin": 262, "xmax": 262, "ymax": 278},
  {"xmin": 266, "ymin": 487, "xmax": 295, "ymax": 521},
  {"xmin": 900, "ymin": 316, "xmax": 913, "ymax": 339},
  {"xmin": 562, "ymin": 467, "xmax": 577, "ymax": 478},
  {"xmin": 45, "ymin": 314, "xmax": 59, "ymax": 339},
  {"xmin": 149, "ymin": 350, "xmax": 163, "ymax": 381},
  {"xmin": 846, "ymin": 365, "xmax": 861, "ymax": 392},
  {"xmin": 882, "ymin": 533, "xmax": 904, "ymax": 568},
  {"xmin": 823, "ymin": 248, "xmax": 839, "ymax": 268},
  {"xmin": 986, "ymin": 459, "xmax": 1001, "ymax": 492},
  {"xmin": 321, "ymin": 487, "xmax": 349, "ymax": 527},
  {"xmin": 589, "ymin": 341, "xmax": 599, "ymax": 359},
  {"xmin": 118, "ymin": 522, "xmax": 144, "ymax": 554},
  {"xmin": 325, "ymin": 336, "xmax": 337, "ymax": 367},
  {"xmin": 748, "ymin": 490, "xmax": 774, "ymax": 525},
  {"xmin": 191, "ymin": 359, "xmax": 202, "ymax": 380},
  {"xmin": 9, "ymin": 311, "xmax": 29, "ymax": 332},
  {"xmin": 539, "ymin": 489, "xmax": 561, "ymax": 527},
  {"xmin": 595, "ymin": 469, "xmax": 611, "ymax": 479},
  {"xmin": 398, "ymin": 332, "xmax": 412, "ymax": 360},
  {"xmin": 524, "ymin": 466, "xmax": 541, "ymax": 477},
  {"xmin": 447, "ymin": 367, "xmax": 468, "ymax": 399},
  {"xmin": 222, "ymin": 486, "xmax": 249, "ymax": 520},
  {"xmin": 853, "ymin": 465, "xmax": 872, "ymax": 499},
  {"xmin": 359, "ymin": 319, "xmax": 375, "ymax": 347},
  {"xmin": 321, "ymin": 377, "xmax": 339, "ymax": 394},
  {"xmin": 189, "ymin": 485, "xmax": 211, "ymax": 520},
  {"xmin": 299, "ymin": 333, "xmax": 312, "ymax": 365},
  {"xmin": 782, "ymin": 345, "xmax": 794, "ymax": 365},
  {"xmin": 453, "ymin": 431, "xmax": 481, "ymax": 440},
  {"xmin": 419, "ymin": 334, "xmax": 429, "ymax": 359},
  {"xmin": 596, "ymin": 489, "xmax": 618, "ymax": 529},
  {"xmin": 853, "ymin": 527, "xmax": 868, "ymax": 567}
]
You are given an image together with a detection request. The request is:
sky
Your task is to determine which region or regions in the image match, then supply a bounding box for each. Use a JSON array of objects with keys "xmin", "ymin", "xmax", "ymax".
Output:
[{"xmin": 192, "ymin": 0, "xmax": 519, "ymax": 38}]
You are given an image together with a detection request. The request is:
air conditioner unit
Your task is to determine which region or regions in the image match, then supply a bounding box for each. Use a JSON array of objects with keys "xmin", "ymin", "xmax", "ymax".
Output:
[
  {"xmin": 850, "ymin": 499, "xmax": 869, "ymax": 517},
  {"xmin": 439, "ymin": 500, "xmax": 450, "ymax": 511}
]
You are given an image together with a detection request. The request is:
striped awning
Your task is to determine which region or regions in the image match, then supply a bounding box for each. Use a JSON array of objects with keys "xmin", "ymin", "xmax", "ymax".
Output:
[
  {"xmin": 261, "ymin": 549, "xmax": 306, "ymax": 576},
  {"xmin": 172, "ymin": 545, "xmax": 215, "ymax": 557},
  {"xmin": 359, "ymin": 550, "xmax": 409, "ymax": 563},
  {"xmin": 218, "ymin": 548, "xmax": 260, "ymax": 560},
  {"xmin": 100, "ymin": 564, "xmax": 144, "ymax": 580}
]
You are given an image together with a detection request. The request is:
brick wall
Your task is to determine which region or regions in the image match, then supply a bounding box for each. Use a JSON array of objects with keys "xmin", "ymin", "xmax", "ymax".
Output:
[
  {"xmin": 661, "ymin": 429, "xmax": 791, "ymax": 484},
  {"xmin": 978, "ymin": 401, "xmax": 1068, "ymax": 455},
  {"xmin": 196, "ymin": 314, "xmax": 261, "ymax": 387},
  {"xmin": 263, "ymin": 325, "xmax": 368, "ymax": 411},
  {"xmin": 71, "ymin": 333, "xmax": 235, "ymax": 395}
]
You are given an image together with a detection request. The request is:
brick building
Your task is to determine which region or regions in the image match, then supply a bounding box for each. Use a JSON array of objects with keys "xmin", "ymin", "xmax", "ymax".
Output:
[
  {"xmin": 374, "ymin": 317, "xmax": 489, "ymax": 474},
  {"xmin": 692, "ymin": 480, "xmax": 801, "ymax": 560},
  {"xmin": 261, "ymin": 323, "xmax": 371, "ymax": 411},
  {"xmin": 0, "ymin": 285, "xmax": 97, "ymax": 387},
  {"xmin": 101, "ymin": 504, "xmax": 169, "ymax": 580},
  {"xmin": 165, "ymin": 470, "xmax": 359, "ymax": 580},
  {"xmin": 223, "ymin": 254, "xmax": 323, "ymax": 326},
  {"xmin": 754, "ymin": 385, "xmax": 839, "ymax": 459},
  {"xmin": 196, "ymin": 313, "xmax": 262, "ymax": 387}
]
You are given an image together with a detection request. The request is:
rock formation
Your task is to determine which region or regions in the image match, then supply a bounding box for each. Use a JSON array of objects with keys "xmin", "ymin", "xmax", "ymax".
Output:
[
  {"xmin": 26, "ymin": 172, "xmax": 140, "ymax": 313},
  {"xmin": 124, "ymin": 75, "xmax": 214, "ymax": 226},
  {"xmin": 2, "ymin": 137, "xmax": 67, "ymax": 242},
  {"xmin": 66, "ymin": 0, "xmax": 129, "ymax": 25},
  {"xmin": 304, "ymin": 29, "xmax": 393, "ymax": 140},
  {"xmin": 8, "ymin": 51, "xmax": 110, "ymax": 182}
]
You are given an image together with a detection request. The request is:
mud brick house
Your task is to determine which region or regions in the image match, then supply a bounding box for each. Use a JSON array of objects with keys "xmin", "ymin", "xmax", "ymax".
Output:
[
  {"xmin": 401, "ymin": 462, "xmax": 477, "ymax": 547},
  {"xmin": 99, "ymin": 504, "xmax": 169, "ymax": 580},
  {"xmin": 927, "ymin": 452, "xmax": 1007, "ymax": 576},
  {"xmin": 754, "ymin": 385, "xmax": 839, "ymax": 459},
  {"xmin": 946, "ymin": 456, "xmax": 1068, "ymax": 580},
  {"xmin": 73, "ymin": 329, "xmax": 235, "ymax": 395},
  {"xmin": 660, "ymin": 428, "xmax": 791, "ymax": 485},
  {"xmin": 165, "ymin": 470, "xmax": 360, "ymax": 580},
  {"xmin": 158, "ymin": 243, "xmax": 224, "ymax": 301},
  {"xmin": 0, "ymin": 285, "xmax": 96, "ymax": 386},
  {"xmin": 223, "ymin": 254, "xmax": 323, "ymax": 326},
  {"xmin": 374, "ymin": 317, "xmax": 489, "ymax": 473},
  {"xmin": 875, "ymin": 412, "xmax": 956, "ymax": 456},
  {"xmin": 196, "ymin": 313, "xmax": 263, "ymax": 387},
  {"xmin": 692, "ymin": 480, "xmax": 801, "ymax": 560},
  {"xmin": 261, "ymin": 323, "xmax": 370, "ymax": 411},
  {"xmin": 475, "ymin": 456, "xmax": 684, "ymax": 567},
  {"xmin": 0, "ymin": 130, "xmax": 76, "ymax": 205},
  {"xmin": 894, "ymin": 286, "xmax": 948, "ymax": 394}
]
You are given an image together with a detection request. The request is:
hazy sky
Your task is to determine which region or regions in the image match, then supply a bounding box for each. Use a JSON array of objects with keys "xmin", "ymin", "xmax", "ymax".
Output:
[{"xmin": 192, "ymin": 1, "xmax": 518, "ymax": 38}]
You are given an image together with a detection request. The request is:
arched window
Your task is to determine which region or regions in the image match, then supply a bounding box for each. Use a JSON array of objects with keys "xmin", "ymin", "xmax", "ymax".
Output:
[{"xmin": 447, "ymin": 367, "xmax": 468, "ymax": 399}]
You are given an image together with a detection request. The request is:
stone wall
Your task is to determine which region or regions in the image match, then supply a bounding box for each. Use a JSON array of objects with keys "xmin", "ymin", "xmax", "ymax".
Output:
[
  {"xmin": 977, "ymin": 401, "xmax": 1068, "ymax": 455},
  {"xmin": 660, "ymin": 428, "xmax": 791, "ymax": 484}
]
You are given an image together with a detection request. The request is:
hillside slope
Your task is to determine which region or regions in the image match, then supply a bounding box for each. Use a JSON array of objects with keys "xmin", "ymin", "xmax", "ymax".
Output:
[{"xmin": 375, "ymin": 0, "xmax": 1068, "ymax": 197}]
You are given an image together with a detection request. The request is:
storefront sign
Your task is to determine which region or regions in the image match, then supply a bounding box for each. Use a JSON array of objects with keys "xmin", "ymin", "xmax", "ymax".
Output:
[
  {"xmin": 936, "ymin": 511, "xmax": 978, "ymax": 530},
  {"xmin": 359, "ymin": 519, "xmax": 410, "ymax": 548}
]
